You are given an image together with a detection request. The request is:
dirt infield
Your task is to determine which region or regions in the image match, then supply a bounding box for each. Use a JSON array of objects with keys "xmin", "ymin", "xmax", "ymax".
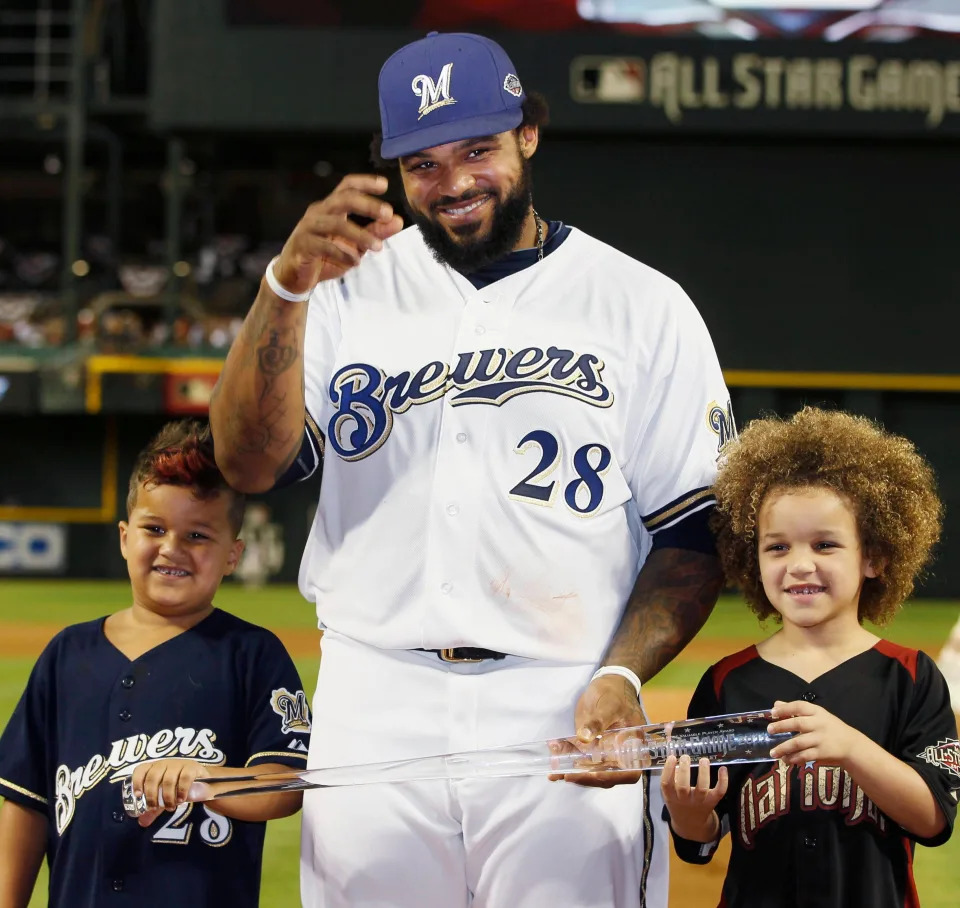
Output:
[{"xmin": 0, "ymin": 623, "xmax": 68, "ymax": 657}]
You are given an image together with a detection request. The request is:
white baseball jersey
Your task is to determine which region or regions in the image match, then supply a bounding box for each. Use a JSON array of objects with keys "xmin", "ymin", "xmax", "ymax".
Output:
[{"xmin": 299, "ymin": 224, "xmax": 730, "ymax": 663}]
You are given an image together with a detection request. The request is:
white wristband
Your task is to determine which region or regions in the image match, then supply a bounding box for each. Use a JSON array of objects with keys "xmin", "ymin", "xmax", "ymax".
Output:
[
  {"xmin": 591, "ymin": 665, "xmax": 643, "ymax": 702},
  {"xmin": 264, "ymin": 256, "xmax": 313, "ymax": 303}
]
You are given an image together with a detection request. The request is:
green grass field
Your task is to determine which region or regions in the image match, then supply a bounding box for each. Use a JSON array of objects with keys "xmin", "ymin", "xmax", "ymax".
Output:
[{"xmin": 1, "ymin": 580, "xmax": 957, "ymax": 907}]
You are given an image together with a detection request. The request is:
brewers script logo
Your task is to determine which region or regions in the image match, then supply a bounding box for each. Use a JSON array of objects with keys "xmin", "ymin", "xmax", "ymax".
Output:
[
  {"xmin": 412, "ymin": 62, "xmax": 456, "ymax": 119},
  {"xmin": 270, "ymin": 688, "xmax": 312, "ymax": 735},
  {"xmin": 327, "ymin": 346, "xmax": 613, "ymax": 460},
  {"xmin": 53, "ymin": 727, "xmax": 226, "ymax": 835},
  {"xmin": 918, "ymin": 738, "xmax": 960, "ymax": 780}
]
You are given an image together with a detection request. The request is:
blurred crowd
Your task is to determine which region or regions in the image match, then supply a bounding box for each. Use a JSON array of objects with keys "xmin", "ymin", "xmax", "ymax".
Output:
[{"xmin": 0, "ymin": 234, "xmax": 282, "ymax": 355}]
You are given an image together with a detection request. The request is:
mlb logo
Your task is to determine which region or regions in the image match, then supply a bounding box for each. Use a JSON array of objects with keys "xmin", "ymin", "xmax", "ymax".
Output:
[{"xmin": 571, "ymin": 56, "xmax": 647, "ymax": 104}]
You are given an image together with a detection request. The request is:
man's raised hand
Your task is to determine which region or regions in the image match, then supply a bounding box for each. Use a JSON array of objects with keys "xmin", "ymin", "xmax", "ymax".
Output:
[{"xmin": 272, "ymin": 174, "xmax": 404, "ymax": 295}]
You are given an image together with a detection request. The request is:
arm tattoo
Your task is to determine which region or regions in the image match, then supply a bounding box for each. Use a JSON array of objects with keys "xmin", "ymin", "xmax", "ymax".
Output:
[
  {"xmin": 257, "ymin": 328, "xmax": 297, "ymax": 382},
  {"xmin": 228, "ymin": 300, "xmax": 302, "ymax": 461},
  {"xmin": 604, "ymin": 547, "xmax": 724, "ymax": 684}
]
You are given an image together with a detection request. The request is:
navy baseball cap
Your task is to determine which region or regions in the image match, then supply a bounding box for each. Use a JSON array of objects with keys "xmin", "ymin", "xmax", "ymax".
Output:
[{"xmin": 378, "ymin": 32, "xmax": 526, "ymax": 160}]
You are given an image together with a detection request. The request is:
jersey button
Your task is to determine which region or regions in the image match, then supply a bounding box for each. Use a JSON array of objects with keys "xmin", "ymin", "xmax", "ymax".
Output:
[
  {"xmin": 801, "ymin": 691, "xmax": 817, "ymax": 702},
  {"xmin": 455, "ymin": 433, "xmax": 467, "ymax": 444},
  {"xmin": 111, "ymin": 879, "xmax": 124, "ymax": 892},
  {"xmin": 121, "ymin": 676, "xmax": 135, "ymax": 689},
  {"xmin": 118, "ymin": 709, "xmax": 132, "ymax": 722},
  {"xmin": 474, "ymin": 325, "xmax": 486, "ymax": 335},
  {"xmin": 111, "ymin": 810, "xmax": 125, "ymax": 823},
  {"xmin": 440, "ymin": 582, "xmax": 452, "ymax": 594},
  {"xmin": 446, "ymin": 504, "xmax": 459, "ymax": 516},
  {"xmin": 803, "ymin": 835, "xmax": 817, "ymax": 848}
]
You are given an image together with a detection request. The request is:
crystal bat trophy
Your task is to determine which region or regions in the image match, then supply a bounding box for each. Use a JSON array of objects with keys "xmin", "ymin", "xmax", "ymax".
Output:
[{"xmin": 123, "ymin": 709, "xmax": 790, "ymax": 817}]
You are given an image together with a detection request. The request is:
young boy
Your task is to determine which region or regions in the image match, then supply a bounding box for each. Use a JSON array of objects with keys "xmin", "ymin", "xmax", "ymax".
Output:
[
  {"xmin": 0, "ymin": 420, "xmax": 311, "ymax": 908},
  {"xmin": 661, "ymin": 406, "xmax": 958, "ymax": 908}
]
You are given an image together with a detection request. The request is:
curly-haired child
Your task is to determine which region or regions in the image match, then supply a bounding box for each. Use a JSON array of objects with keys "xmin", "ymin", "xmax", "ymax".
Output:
[
  {"xmin": 661, "ymin": 406, "xmax": 958, "ymax": 908},
  {"xmin": 0, "ymin": 420, "xmax": 312, "ymax": 908}
]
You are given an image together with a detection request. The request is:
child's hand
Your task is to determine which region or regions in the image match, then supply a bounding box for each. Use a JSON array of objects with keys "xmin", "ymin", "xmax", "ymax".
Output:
[
  {"xmin": 767, "ymin": 700, "xmax": 865, "ymax": 767},
  {"xmin": 129, "ymin": 759, "xmax": 213, "ymax": 828},
  {"xmin": 660, "ymin": 753, "xmax": 728, "ymax": 842}
]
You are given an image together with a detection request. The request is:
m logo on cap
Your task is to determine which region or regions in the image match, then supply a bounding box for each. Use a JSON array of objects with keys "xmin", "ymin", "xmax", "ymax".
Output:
[{"xmin": 412, "ymin": 62, "xmax": 456, "ymax": 119}]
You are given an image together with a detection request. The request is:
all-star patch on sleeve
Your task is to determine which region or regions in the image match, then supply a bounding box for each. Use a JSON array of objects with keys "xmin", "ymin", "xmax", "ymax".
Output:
[{"xmin": 880, "ymin": 644, "xmax": 959, "ymax": 845}]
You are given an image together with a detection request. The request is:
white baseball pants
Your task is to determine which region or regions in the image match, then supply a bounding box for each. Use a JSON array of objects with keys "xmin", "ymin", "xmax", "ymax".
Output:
[{"xmin": 300, "ymin": 630, "xmax": 668, "ymax": 908}]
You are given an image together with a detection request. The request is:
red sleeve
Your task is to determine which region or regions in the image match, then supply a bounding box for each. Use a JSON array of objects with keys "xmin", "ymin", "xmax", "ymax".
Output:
[{"xmin": 711, "ymin": 645, "xmax": 759, "ymax": 701}]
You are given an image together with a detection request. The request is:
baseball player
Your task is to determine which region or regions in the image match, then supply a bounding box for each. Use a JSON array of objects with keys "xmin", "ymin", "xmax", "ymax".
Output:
[
  {"xmin": 210, "ymin": 31, "xmax": 730, "ymax": 908},
  {"xmin": 662, "ymin": 407, "xmax": 959, "ymax": 908},
  {"xmin": 0, "ymin": 420, "xmax": 311, "ymax": 908}
]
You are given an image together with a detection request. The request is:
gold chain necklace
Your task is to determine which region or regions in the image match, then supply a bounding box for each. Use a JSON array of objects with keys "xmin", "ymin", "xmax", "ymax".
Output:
[{"xmin": 533, "ymin": 209, "xmax": 544, "ymax": 262}]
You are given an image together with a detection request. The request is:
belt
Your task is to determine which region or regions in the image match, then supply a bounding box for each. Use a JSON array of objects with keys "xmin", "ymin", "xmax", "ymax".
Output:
[{"xmin": 415, "ymin": 647, "xmax": 508, "ymax": 664}]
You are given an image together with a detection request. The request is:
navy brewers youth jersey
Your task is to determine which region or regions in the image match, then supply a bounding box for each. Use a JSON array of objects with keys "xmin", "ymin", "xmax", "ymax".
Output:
[
  {"xmin": 671, "ymin": 642, "xmax": 960, "ymax": 908},
  {"xmin": 0, "ymin": 609, "xmax": 311, "ymax": 908},
  {"xmin": 295, "ymin": 223, "xmax": 732, "ymax": 662}
]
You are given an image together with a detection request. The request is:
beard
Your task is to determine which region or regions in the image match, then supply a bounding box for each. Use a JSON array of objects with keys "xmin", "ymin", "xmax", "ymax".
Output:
[{"xmin": 403, "ymin": 160, "xmax": 534, "ymax": 275}]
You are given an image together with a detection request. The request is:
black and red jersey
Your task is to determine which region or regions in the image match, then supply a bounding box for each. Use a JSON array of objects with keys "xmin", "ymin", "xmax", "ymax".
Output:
[{"xmin": 670, "ymin": 641, "xmax": 959, "ymax": 908}]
